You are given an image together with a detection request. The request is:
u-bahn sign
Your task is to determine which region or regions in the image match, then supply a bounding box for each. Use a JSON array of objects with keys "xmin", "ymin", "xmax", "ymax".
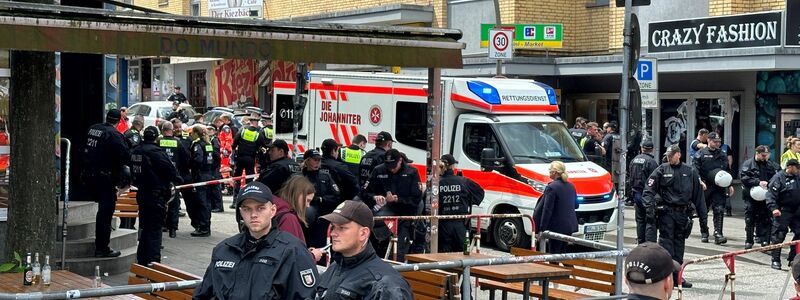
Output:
[{"xmin": 648, "ymin": 11, "xmax": 782, "ymax": 53}]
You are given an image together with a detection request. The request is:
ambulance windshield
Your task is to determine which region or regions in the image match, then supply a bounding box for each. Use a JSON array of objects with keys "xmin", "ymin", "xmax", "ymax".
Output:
[{"xmin": 495, "ymin": 122, "xmax": 585, "ymax": 163}]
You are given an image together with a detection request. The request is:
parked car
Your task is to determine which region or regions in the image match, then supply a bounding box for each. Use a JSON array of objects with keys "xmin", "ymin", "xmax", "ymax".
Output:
[
  {"xmin": 127, "ymin": 101, "xmax": 197, "ymax": 128},
  {"xmin": 202, "ymin": 109, "xmax": 243, "ymax": 128}
]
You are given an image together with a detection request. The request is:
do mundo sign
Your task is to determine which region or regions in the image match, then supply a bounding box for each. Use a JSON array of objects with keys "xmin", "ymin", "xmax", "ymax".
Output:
[
  {"xmin": 648, "ymin": 12, "xmax": 781, "ymax": 53},
  {"xmin": 160, "ymin": 36, "xmax": 272, "ymax": 59}
]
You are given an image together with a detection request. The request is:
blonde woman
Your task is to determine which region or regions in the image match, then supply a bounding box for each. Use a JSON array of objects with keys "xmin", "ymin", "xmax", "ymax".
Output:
[{"xmin": 533, "ymin": 161, "xmax": 578, "ymax": 254}]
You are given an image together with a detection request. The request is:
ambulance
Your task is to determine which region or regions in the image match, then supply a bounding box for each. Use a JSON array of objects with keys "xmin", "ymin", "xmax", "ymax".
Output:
[{"xmin": 273, "ymin": 71, "xmax": 616, "ymax": 250}]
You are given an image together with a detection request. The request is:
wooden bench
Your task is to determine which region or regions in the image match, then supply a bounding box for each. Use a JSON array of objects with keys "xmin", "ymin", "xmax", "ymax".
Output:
[
  {"xmin": 387, "ymin": 260, "xmax": 459, "ymax": 300},
  {"xmin": 116, "ymin": 192, "xmax": 138, "ymax": 229},
  {"xmin": 479, "ymin": 247, "xmax": 616, "ymax": 300},
  {"xmin": 128, "ymin": 262, "xmax": 201, "ymax": 300}
]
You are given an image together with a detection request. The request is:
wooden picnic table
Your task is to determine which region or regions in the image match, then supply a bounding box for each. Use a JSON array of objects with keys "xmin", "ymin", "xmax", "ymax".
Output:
[
  {"xmin": 0, "ymin": 270, "xmax": 143, "ymax": 299},
  {"xmin": 406, "ymin": 252, "xmax": 572, "ymax": 300}
]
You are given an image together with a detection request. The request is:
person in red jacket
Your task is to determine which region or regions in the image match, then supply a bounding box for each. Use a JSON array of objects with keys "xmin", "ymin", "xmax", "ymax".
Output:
[{"xmin": 116, "ymin": 107, "xmax": 129, "ymax": 134}]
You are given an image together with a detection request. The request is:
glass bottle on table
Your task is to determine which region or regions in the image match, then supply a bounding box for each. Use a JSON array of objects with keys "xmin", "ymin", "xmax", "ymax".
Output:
[
  {"xmin": 32, "ymin": 252, "xmax": 41, "ymax": 285},
  {"xmin": 22, "ymin": 252, "xmax": 33, "ymax": 286},
  {"xmin": 93, "ymin": 266, "xmax": 102, "ymax": 288},
  {"xmin": 42, "ymin": 255, "xmax": 51, "ymax": 286},
  {"xmin": 463, "ymin": 231, "xmax": 471, "ymax": 255}
]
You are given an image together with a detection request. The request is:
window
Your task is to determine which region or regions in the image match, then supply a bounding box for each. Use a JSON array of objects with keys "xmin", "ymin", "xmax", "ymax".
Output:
[
  {"xmin": 463, "ymin": 123, "xmax": 503, "ymax": 163},
  {"xmin": 394, "ymin": 102, "xmax": 427, "ymax": 150},
  {"xmin": 158, "ymin": 0, "xmax": 168, "ymax": 6},
  {"xmin": 495, "ymin": 122, "xmax": 586, "ymax": 163},
  {"xmin": 191, "ymin": 3, "xmax": 200, "ymax": 16},
  {"xmin": 275, "ymin": 94, "xmax": 303, "ymax": 134},
  {"xmin": 127, "ymin": 104, "xmax": 150, "ymax": 116},
  {"xmin": 586, "ymin": 0, "xmax": 610, "ymax": 8}
]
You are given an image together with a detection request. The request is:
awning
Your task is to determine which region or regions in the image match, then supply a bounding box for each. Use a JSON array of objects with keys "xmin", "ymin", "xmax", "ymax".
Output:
[{"xmin": 0, "ymin": 1, "xmax": 464, "ymax": 68}]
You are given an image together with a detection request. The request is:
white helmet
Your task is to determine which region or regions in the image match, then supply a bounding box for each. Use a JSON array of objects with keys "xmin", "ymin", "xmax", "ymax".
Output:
[
  {"xmin": 714, "ymin": 170, "xmax": 733, "ymax": 188},
  {"xmin": 749, "ymin": 186, "xmax": 768, "ymax": 201}
]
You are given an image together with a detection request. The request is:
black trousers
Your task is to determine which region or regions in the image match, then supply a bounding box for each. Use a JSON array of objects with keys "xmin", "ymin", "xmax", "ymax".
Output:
[
  {"xmin": 699, "ymin": 189, "xmax": 727, "ymax": 234},
  {"xmin": 166, "ymin": 189, "xmax": 184, "ymax": 231},
  {"xmin": 136, "ymin": 190, "xmax": 167, "ymax": 265},
  {"xmin": 91, "ymin": 176, "xmax": 117, "ymax": 253},
  {"xmin": 210, "ymin": 171, "xmax": 223, "ymax": 210},
  {"xmin": 438, "ymin": 219, "xmax": 467, "ymax": 253},
  {"xmin": 744, "ymin": 197, "xmax": 772, "ymax": 243},
  {"xmin": 633, "ymin": 191, "xmax": 658, "ymax": 243},
  {"xmin": 771, "ymin": 206, "xmax": 800, "ymax": 263},
  {"xmin": 371, "ymin": 208, "xmax": 413, "ymax": 261},
  {"xmin": 305, "ymin": 204, "xmax": 332, "ymax": 248},
  {"xmin": 186, "ymin": 185, "xmax": 211, "ymax": 231},
  {"xmin": 232, "ymin": 156, "xmax": 256, "ymax": 198},
  {"xmin": 657, "ymin": 210, "xmax": 690, "ymax": 272}
]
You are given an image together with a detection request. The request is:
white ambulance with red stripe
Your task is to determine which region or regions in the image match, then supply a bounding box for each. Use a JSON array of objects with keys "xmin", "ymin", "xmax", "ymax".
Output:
[{"xmin": 273, "ymin": 71, "xmax": 616, "ymax": 250}]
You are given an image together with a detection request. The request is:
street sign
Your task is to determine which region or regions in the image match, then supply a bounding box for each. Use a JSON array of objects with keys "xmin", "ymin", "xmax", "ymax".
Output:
[
  {"xmin": 489, "ymin": 29, "xmax": 513, "ymax": 59},
  {"xmin": 634, "ymin": 57, "xmax": 658, "ymax": 108},
  {"xmin": 481, "ymin": 24, "xmax": 563, "ymax": 49}
]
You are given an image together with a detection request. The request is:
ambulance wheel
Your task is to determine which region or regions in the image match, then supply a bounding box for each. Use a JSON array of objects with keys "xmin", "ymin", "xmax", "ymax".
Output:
[{"xmin": 493, "ymin": 217, "xmax": 531, "ymax": 252}]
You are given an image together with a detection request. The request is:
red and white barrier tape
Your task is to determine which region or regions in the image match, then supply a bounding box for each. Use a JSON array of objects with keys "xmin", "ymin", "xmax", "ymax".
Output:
[{"xmin": 173, "ymin": 173, "xmax": 259, "ymax": 190}]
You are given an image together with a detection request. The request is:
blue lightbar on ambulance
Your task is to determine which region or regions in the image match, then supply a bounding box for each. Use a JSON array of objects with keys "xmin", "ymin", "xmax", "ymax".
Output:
[
  {"xmin": 466, "ymin": 81, "xmax": 500, "ymax": 104},
  {"xmin": 532, "ymin": 82, "xmax": 558, "ymax": 105}
]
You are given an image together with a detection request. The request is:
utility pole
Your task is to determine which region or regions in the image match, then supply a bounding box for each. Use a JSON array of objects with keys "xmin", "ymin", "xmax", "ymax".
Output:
[
  {"xmin": 493, "ymin": 0, "xmax": 503, "ymax": 77},
  {"xmin": 615, "ymin": 0, "xmax": 633, "ymax": 295}
]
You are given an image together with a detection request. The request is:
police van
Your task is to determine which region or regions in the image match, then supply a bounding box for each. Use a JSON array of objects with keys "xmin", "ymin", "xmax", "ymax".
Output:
[{"xmin": 273, "ymin": 71, "xmax": 616, "ymax": 250}]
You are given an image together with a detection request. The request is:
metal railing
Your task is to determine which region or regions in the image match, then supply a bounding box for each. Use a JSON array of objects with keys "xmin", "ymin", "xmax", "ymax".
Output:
[
  {"xmin": 393, "ymin": 249, "xmax": 631, "ymax": 300},
  {"xmin": 0, "ymin": 280, "xmax": 202, "ymax": 300},
  {"xmin": 537, "ymin": 230, "xmax": 616, "ymax": 252},
  {"xmin": 59, "ymin": 138, "xmax": 71, "ymax": 270},
  {"xmin": 372, "ymin": 213, "xmax": 536, "ymax": 260}
]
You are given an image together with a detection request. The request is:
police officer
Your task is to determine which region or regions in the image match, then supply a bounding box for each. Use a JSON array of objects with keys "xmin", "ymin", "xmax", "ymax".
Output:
[
  {"xmin": 257, "ymin": 139, "xmax": 301, "ymax": 193},
  {"xmin": 124, "ymin": 115, "xmax": 144, "ymax": 149},
  {"xmin": 628, "ymin": 140, "xmax": 659, "ymax": 244},
  {"xmin": 642, "ymin": 145, "xmax": 706, "ymax": 288},
  {"xmin": 437, "ymin": 154, "xmax": 484, "ymax": 253},
  {"xmin": 767, "ymin": 159, "xmax": 800, "ymax": 270},
  {"xmin": 361, "ymin": 149, "xmax": 422, "ymax": 261},
  {"xmin": 314, "ymin": 200, "xmax": 413, "ymax": 299},
  {"xmin": 194, "ymin": 182, "xmax": 319, "ymax": 299},
  {"xmin": 693, "ymin": 132, "xmax": 734, "ymax": 244},
  {"xmin": 740, "ymin": 145, "xmax": 780, "ymax": 249},
  {"xmin": 83, "ymin": 109, "xmax": 130, "ymax": 258},
  {"xmin": 131, "ymin": 126, "xmax": 182, "ymax": 265},
  {"xmin": 358, "ymin": 131, "xmax": 393, "ymax": 187},
  {"xmin": 165, "ymin": 101, "xmax": 188, "ymax": 124},
  {"xmin": 159, "ymin": 122, "xmax": 190, "ymax": 238},
  {"xmin": 261, "ymin": 113, "xmax": 274, "ymax": 143},
  {"xmin": 341, "ymin": 134, "xmax": 368, "ymax": 181},
  {"xmin": 207, "ymin": 126, "xmax": 224, "ymax": 213},
  {"xmin": 568, "ymin": 117, "xmax": 587, "ymax": 143},
  {"xmin": 302, "ymin": 148, "xmax": 341, "ymax": 249},
  {"xmin": 173, "ymin": 119, "xmax": 193, "ymax": 219},
  {"xmin": 187, "ymin": 125, "xmax": 216, "ymax": 237},
  {"xmin": 231, "ymin": 117, "xmax": 266, "ymax": 199},
  {"xmin": 321, "ymin": 138, "xmax": 360, "ymax": 200}
]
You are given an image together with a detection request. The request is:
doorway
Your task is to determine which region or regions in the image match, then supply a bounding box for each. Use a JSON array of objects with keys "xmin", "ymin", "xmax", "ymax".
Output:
[
  {"xmin": 779, "ymin": 108, "xmax": 800, "ymax": 154},
  {"xmin": 187, "ymin": 70, "xmax": 207, "ymax": 108}
]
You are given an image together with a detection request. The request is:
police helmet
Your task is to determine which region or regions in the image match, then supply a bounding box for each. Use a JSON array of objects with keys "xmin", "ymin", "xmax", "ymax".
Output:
[
  {"xmin": 749, "ymin": 186, "xmax": 768, "ymax": 201},
  {"xmin": 713, "ymin": 169, "xmax": 733, "ymax": 187},
  {"xmin": 117, "ymin": 165, "xmax": 132, "ymax": 190}
]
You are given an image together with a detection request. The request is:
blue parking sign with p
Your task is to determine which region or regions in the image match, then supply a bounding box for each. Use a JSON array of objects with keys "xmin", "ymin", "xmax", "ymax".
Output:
[{"xmin": 636, "ymin": 61, "xmax": 653, "ymax": 81}]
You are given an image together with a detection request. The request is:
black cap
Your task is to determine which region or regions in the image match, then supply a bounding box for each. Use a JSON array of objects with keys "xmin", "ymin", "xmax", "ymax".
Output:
[
  {"xmin": 321, "ymin": 200, "xmax": 374, "ymax": 230},
  {"xmin": 303, "ymin": 149, "xmax": 322, "ymax": 159},
  {"xmin": 320, "ymin": 139, "xmax": 341, "ymax": 154},
  {"xmin": 441, "ymin": 154, "xmax": 459, "ymax": 165},
  {"xmin": 664, "ymin": 144, "xmax": 681, "ymax": 157},
  {"xmin": 375, "ymin": 131, "xmax": 394, "ymax": 143},
  {"xmin": 384, "ymin": 149, "xmax": 402, "ymax": 166},
  {"xmin": 625, "ymin": 242, "xmax": 681, "ymax": 284},
  {"xmin": 787, "ymin": 159, "xmax": 800, "ymax": 167},
  {"xmin": 640, "ymin": 139, "xmax": 654, "ymax": 149},
  {"xmin": 143, "ymin": 126, "xmax": 159, "ymax": 142},
  {"xmin": 267, "ymin": 139, "xmax": 290, "ymax": 153},
  {"xmin": 106, "ymin": 109, "xmax": 121, "ymax": 121},
  {"xmin": 235, "ymin": 181, "xmax": 273, "ymax": 208},
  {"xmin": 707, "ymin": 132, "xmax": 722, "ymax": 141}
]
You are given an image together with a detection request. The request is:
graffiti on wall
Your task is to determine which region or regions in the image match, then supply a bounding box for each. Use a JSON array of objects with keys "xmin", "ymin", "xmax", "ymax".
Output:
[
  {"xmin": 210, "ymin": 59, "xmax": 258, "ymax": 108},
  {"xmin": 266, "ymin": 60, "xmax": 296, "ymax": 97}
]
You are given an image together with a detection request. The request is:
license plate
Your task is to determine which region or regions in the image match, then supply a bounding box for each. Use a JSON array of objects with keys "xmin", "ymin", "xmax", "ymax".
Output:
[{"xmin": 584, "ymin": 224, "xmax": 607, "ymax": 233}]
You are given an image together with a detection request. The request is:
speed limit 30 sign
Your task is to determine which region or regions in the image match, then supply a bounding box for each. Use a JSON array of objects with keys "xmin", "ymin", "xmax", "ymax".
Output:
[{"xmin": 489, "ymin": 29, "xmax": 513, "ymax": 59}]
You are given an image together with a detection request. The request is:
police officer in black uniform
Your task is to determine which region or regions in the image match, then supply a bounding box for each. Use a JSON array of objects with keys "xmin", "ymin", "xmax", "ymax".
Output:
[
  {"xmin": 643, "ymin": 145, "xmax": 706, "ymax": 288},
  {"xmin": 159, "ymin": 122, "xmax": 190, "ymax": 238},
  {"xmin": 187, "ymin": 125, "xmax": 216, "ymax": 237},
  {"xmin": 361, "ymin": 149, "xmax": 422, "ymax": 261},
  {"xmin": 165, "ymin": 101, "xmax": 189, "ymax": 124},
  {"xmin": 131, "ymin": 126, "xmax": 182, "ymax": 265},
  {"xmin": 302, "ymin": 148, "xmax": 341, "ymax": 249},
  {"xmin": 740, "ymin": 145, "xmax": 780, "ymax": 249},
  {"xmin": 207, "ymin": 126, "xmax": 224, "ymax": 213},
  {"xmin": 123, "ymin": 115, "xmax": 144, "ymax": 149},
  {"xmin": 231, "ymin": 117, "xmax": 267, "ymax": 200},
  {"xmin": 693, "ymin": 132, "xmax": 733, "ymax": 244},
  {"xmin": 358, "ymin": 131, "xmax": 393, "ymax": 187},
  {"xmin": 437, "ymin": 154, "xmax": 484, "ymax": 253},
  {"xmin": 315, "ymin": 200, "xmax": 413, "ymax": 299},
  {"xmin": 194, "ymin": 181, "xmax": 318, "ymax": 299},
  {"xmin": 84, "ymin": 109, "xmax": 130, "ymax": 258},
  {"xmin": 568, "ymin": 117, "xmax": 587, "ymax": 143},
  {"xmin": 173, "ymin": 119, "xmax": 193, "ymax": 219},
  {"xmin": 257, "ymin": 139, "xmax": 301, "ymax": 193},
  {"xmin": 628, "ymin": 140, "xmax": 659, "ymax": 244},
  {"xmin": 767, "ymin": 159, "xmax": 800, "ymax": 270},
  {"xmin": 321, "ymin": 138, "xmax": 360, "ymax": 200}
]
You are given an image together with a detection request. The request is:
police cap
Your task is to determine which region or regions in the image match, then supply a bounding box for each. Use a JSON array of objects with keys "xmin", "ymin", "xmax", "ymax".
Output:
[
  {"xmin": 375, "ymin": 131, "xmax": 394, "ymax": 143},
  {"xmin": 640, "ymin": 140, "xmax": 654, "ymax": 149},
  {"xmin": 625, "ymin": 242, "xmax": 680, "ymax": 284},
  {"xmin": 787, "ymin": 159, "xmax": 799, "ymax": 167},
  {"xmin": 384, "ymin": 149, "xmax": 402, "ymax": 166},
  {"xmin": 143, "ymin": 126, "xmax": 159, "ymax": 142},
  {"xmin": 106, "ymin": 109, "xmax": 121, "ymax": 122},
  {"xmin": 267, "ymin": 139, "xmax": 290, "ymax": 153},
  {"xmin": 441, "ymin": 154, "xmax": 459, "ymax": 165},
  {"xmin": 320, "ymin": 139, "xmax": 341, "ymax": 155},
  {"xmin": 235, "ymin": 181, "xmax": 273, "ymax": 208},
  {"xmin": 321, "ymin": 200, "xmax": 374, "ymax": 230},
  {"xmin": 303, "ymin": 149, "xmax": 322, "ymax": 160}
]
